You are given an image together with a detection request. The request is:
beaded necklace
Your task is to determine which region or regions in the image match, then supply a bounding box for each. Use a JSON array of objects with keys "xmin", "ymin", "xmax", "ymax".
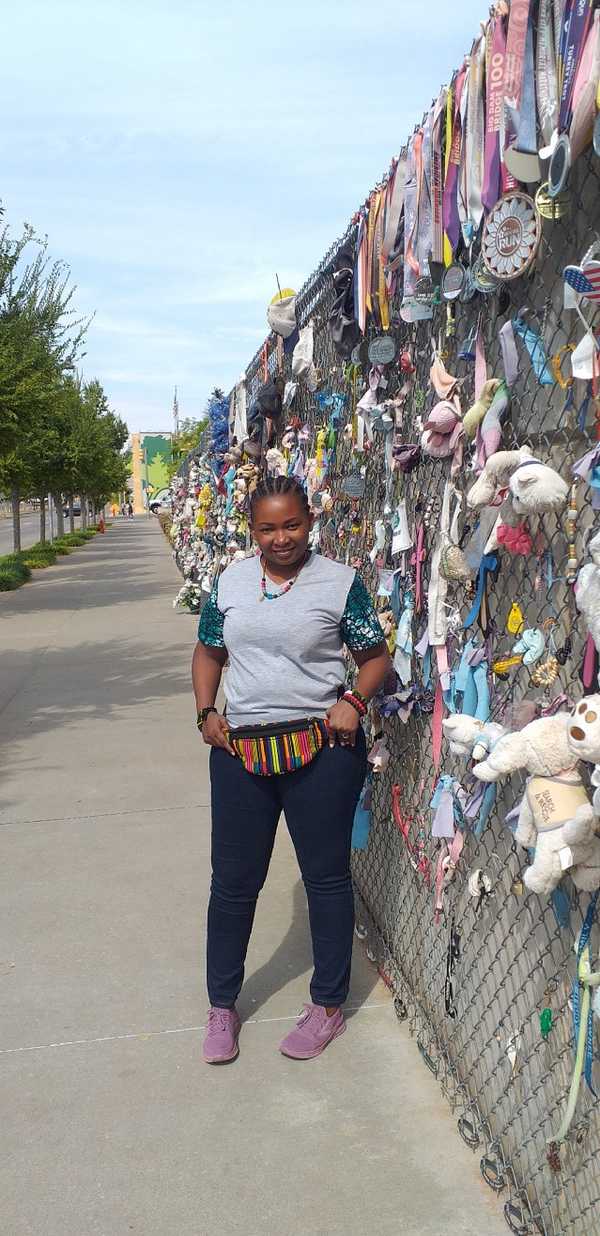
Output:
[{"xmin": 260, "ymin": 552, "xmax": 309, "ymax": 601}]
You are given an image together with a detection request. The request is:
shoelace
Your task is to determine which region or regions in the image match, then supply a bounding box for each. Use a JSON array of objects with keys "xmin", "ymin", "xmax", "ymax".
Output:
[{"xmin": 207, "ymin": 1009, "xmax": 232, "ymax": 1032}]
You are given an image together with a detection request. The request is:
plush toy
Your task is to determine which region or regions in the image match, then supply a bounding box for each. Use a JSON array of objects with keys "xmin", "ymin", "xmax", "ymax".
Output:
[
  {"xmin": 473, "ymin": 698, "xmax": 600, "ymax": 895},
  {"xmin": 443, "ymin": 715, "xmax": 507, "ymax": 761},
  {"xmin": 265, "ymin": 447, "xmax": 288, "ymax": 477},
  {"xmin": 467, "ymin": 447, "xmax": 568, "ymax": 552},
  {"xmin": 576, "ymin": 527, "xmax": 600, "ymax": 654}
]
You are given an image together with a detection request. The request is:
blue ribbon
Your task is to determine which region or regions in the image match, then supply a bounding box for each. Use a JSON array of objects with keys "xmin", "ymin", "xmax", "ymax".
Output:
[
  {"xmin": 422, "ymin": 646, "xmax": 432, "ymax": 690},
  {"xmin": 351, "ymin": 773, "xmax": 373, "ymax": 851},
  {"xmin": 463, "ymin": 554, "xmax": 497, "ymax": 630},
  {"xmin": 473, "ymin": 782, "xmax": 496, "ymax": 839},
  {"xmin": 573, "ymin": 892, "xmax": 598, "ymax": 1095},
  {"xmin": 550, "ymin": 886, "xmax": 571, "ymax": 931},
  {"xmin": 512, "ymin": 317, "xmax": 554, "ymax": 385}
]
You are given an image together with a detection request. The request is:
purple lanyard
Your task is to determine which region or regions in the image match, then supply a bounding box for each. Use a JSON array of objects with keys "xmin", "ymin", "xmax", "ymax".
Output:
[{"xmin": 557, "ymin": 0, "xmax": 594, "ymax": 132}]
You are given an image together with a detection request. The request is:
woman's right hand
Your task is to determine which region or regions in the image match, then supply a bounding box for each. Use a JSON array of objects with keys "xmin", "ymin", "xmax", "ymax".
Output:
[{"xmin": 202, "ymin": 711, "xmax": 235, "ymax": 755}]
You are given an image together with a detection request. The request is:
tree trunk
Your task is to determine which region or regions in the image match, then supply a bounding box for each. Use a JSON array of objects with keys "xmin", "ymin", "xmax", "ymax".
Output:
[
  {"xmin": 11, "ymin": 487, "xmax": 21, "ymax": 553},
  {"xmin": 53, "ymin": 494, "xmax": 65, "ymax": 537},
  {"xmin": 39, "ymin": 495, "xmax": 46, "ymax": 544},
  {"xmin": 68, "ymin": 494, "xmax": 75, "ymax": 534},
  {"xmin": 81, "ymin": 497, "xmax": 88, "ymax": 530}
]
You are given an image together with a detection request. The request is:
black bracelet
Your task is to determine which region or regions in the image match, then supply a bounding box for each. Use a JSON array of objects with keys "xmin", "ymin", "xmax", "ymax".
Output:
[{"xmin": 197, "ymin": 706, "xmax": 217, "ymax": 730}]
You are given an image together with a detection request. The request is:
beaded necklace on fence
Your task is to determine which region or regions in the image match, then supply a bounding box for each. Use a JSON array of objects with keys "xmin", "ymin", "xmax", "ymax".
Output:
[{"xmin": 260, "ymin": 552, "xmax": 309, "ymax": 601}]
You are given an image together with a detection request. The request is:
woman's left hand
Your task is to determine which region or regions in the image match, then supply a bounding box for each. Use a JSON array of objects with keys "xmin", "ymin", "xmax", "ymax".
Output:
[{"xmin": 326, "ymin": 700, "xmax": 361, "ymax": 748}]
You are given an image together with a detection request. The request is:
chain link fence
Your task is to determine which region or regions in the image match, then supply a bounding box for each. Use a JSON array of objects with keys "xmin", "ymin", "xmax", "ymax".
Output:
[{"xmin": 236, "ymin": 142, "xmax": 600, "ymax": 1235}]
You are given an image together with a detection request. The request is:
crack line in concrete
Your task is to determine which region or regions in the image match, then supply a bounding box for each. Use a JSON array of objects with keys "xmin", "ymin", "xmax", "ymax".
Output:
[
  {"xmin": 0, "ymin": 1003, "xmax": 390, "ymax": 1056},
  {"xmin": 0, "ymin": 803, "xmax": 209, "ymax": 828}
]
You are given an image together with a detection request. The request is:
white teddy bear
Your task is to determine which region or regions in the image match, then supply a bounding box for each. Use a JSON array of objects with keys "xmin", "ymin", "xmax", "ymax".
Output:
[
  {"xmin": 467, "ymin": 447, "xmax": 568, "ymax": 553},
  {"xmin": 473, "ymin": 697, "xmax": 600, "ymax": 895},
  {"xmin": 443, "ymin": 715, "xmax": 507, "ymax": 762},
  {"xmin": 576, "ymin": 527, "xmax": 600, "ymax": 659}
]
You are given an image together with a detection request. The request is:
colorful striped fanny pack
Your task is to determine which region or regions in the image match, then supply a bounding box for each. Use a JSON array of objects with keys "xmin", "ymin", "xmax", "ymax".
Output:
[{"xmin": 228, "ymin": 718, "xmax": 328, "ymax": 776}]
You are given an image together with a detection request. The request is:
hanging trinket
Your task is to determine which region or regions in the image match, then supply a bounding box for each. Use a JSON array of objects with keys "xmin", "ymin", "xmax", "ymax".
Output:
[
  {"xmin": 530, "ymin": 656, "xmax": 559, "ymax": 688},
  {"xmin": 548, "ymin": 133, "xmax": 572, "ymax": 199},
  {"xmin": 539, "ymin": 982, "xmax": 557, "ymax": 1041},
  {"xmin": 534, "ymin": 181, "xmax": 570, "ymax": 222},
  {"xmin": 341, "ymin": 470, "xmax": 366, "ymax": 500},
  {"xmin": 481, "ymin": 193, "xmax": 541, "ymax": 282},
  {"xmin": 506, "ymin": 602, "xmax": 525, "ymax": 636},
  {"xmin": 444, "ymin": 917, "xmax": 461, "ymax": 1019},
  {"xmin": 565, "ymin": 482, "xmax": 579, "ymax": 584}
]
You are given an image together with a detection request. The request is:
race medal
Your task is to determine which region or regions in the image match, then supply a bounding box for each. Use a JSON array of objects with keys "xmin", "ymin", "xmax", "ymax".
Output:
[
  {"xmin": 547, "ymin": 134, "xmax": 571, "ymax": 199},
  {"xmin": 441, "ymin": 263, "xmax": 465, "ymax": 301},
  {"xmin": 459, "ymin": 266, "xmax": 477, "ymax": 303},
  {"xmin": 481, "ymin": 193, "xmax": 541, "ymax": 282},
  {"xmin": 504, "ymin": 144, "xmax": 541, "ymax": 185},
  {"xmin": 471, "ymin": 254, "xmax": 499, "ymax": 295},
  {"xmin": 535, "ymin": 181, "xmax": 569, "ymax": 222},
  {"xmin": 341, "ymin": 471, "xmax": 366, "ymax": 499},
  {"xmin": 368, "ymin": 334, "xmax": 397, "ymax": 365}
]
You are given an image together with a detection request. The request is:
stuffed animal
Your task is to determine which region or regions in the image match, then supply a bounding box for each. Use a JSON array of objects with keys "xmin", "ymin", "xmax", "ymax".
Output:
[
  {"xmin": 443, "ymin": 715, "xmax": 507, "ymax": 761},
  {"xmin": 265, "ymin": 447, "xmax": 288, "ymax": 477},
  {"xmin": 467, "ymin": 447, "xmax": 568, "ymax": 552},
  {"xmin": 576, "ymin": 527, "xmax": 600, "ymax": 655},
  {"xmin": 473, "ymin": 698, "xmax": 600, "ymax": 895}
]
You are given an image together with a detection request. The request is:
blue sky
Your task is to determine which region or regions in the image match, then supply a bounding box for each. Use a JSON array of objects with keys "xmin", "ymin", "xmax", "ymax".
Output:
[{"xmin": 2, "ymin": 0, "xmax": 486, "ymax": 433}]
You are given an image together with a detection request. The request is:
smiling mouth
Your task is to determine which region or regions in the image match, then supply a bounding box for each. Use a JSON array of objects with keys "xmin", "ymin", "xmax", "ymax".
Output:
[{"xmin": 273, "ymin": 547, "xmax": 294, "ymax": 555}]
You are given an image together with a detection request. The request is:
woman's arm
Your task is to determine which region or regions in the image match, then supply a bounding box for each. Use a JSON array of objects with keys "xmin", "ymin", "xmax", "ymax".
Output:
[
  {"xmin": 351, "ymin": 642, "xmax": 393, "ymax": 699},
  {"xmin": 326, "ymin": 642, "xmax": 392, "ymax": 747},
  {"xmin": 191, "ymin": 643, "xmax": 234, "ymax": 754},
  {"xmin": 192, "ymin": 641, "xmax": 227, "ymax": 710}
]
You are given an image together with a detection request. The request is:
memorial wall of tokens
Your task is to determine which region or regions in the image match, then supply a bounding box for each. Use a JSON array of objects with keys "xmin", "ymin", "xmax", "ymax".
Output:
[{"xmin": 170, "ymin": 5, "xmax": 600, "ymax": 1229}]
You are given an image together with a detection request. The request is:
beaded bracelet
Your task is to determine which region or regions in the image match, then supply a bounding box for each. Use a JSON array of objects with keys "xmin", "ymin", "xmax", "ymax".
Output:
[
  {"xmin": 343, "ymin": 691, "xmax": 367, "ymax": 717},
  {"xmin": 350, "ymin": 687, "xmax": 368, "ymax": 708}
]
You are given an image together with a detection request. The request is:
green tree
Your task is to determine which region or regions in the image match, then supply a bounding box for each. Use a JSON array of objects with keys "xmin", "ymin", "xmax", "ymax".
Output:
[
  {"xmin": 168, "ymin": 416, "xmax": 208, "ymax": 479},
  {"xmin": 65, "ymin": 379, "xmax": 128, "ymax": 526},
  {"xmin": 0, "ymin": 220, "xmax": 88, "ymax": 549}
]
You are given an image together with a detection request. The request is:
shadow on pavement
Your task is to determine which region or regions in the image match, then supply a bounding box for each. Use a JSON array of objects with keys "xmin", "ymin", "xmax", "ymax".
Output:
[{"xmin": 239, "ymin": 877, "xmax": 380, "ymax": 1021}]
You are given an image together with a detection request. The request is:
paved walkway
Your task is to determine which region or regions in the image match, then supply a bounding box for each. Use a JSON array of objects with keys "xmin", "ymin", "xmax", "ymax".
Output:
[{"xmin": 0, "ymin": 519, "xmax": 505, "ymax": 1236}]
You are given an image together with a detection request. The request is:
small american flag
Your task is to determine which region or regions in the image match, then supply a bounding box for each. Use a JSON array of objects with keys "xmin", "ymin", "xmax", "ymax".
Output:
[{"xmin": 563, "ymin": 260, "xmax": 600, "ymax": 302}]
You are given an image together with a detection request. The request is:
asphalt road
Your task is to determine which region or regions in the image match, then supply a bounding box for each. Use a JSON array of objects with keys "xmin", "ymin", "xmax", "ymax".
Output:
[{"xmin": 0, "ymin": 510, "xmax": 82, "ymax": 556}]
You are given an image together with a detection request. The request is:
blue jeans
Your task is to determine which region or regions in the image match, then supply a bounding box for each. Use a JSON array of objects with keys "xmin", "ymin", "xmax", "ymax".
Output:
[{"xmin": 207, "ymin": 730, "xmax": 367, "ymax": 1009}]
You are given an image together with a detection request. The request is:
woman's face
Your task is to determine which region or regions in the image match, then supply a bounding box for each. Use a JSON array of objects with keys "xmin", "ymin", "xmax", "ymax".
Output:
[{"xmin": 251, "ymin": 493, "xmax": 313, "ymax": 570}]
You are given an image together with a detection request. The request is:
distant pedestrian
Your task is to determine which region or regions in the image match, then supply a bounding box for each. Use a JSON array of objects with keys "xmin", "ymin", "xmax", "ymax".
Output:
[
  {"xmin": 121, "ymin": 503, "xmax": 127, "ymax": 518},
  {"xmin": 193, "ymin": 475, "xmax": 391, "ymax": 1065},
  {"xmin": 127, "ymin": 501, "xmax": 134, "ymax": 519}
]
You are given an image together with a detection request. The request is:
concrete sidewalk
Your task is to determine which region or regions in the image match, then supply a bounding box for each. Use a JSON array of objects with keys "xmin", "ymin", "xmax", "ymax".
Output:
[{"xmin": 0, "ymin": 519, "xmax": 505, "ymax": 1236}]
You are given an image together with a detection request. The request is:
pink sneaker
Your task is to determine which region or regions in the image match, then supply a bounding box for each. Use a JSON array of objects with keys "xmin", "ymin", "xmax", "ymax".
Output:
[
  {"xmin": 279, "ymin": 1004, "xmax": 346, "ymax": 1059},
  {"xmin": 202, "ymin": 1007, "xmax": 241, "ymax": 1064}
]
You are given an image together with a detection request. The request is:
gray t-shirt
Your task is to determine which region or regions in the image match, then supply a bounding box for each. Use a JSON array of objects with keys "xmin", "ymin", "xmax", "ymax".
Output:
[{"xmin": 197, "ymin": 553, "xmax": 382, "ymax": 727}]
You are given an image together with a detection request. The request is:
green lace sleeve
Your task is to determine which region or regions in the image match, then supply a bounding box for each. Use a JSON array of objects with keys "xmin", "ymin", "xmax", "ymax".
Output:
[
  {"xmin": 197, "ymin": 582, "xmax": 225, "ymax": 648},
  {"xmin": 340, "ymin": 574, "xmax": 384, "ymax": 651}
]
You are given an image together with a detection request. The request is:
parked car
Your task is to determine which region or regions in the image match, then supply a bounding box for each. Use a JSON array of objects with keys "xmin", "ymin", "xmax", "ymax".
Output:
[
  {"xmin": 148, "ymin": 488, "xmax": 171, "ymax": 514},
  {"xmin": 63, "ymin": 502, "xmax": 82, "ymax": 516}
]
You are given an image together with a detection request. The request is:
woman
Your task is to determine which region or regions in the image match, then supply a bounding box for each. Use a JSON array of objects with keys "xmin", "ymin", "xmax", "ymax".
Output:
[{"xmin": 192, "ymin": 474, "xmax": 391, "ymax": 1064}]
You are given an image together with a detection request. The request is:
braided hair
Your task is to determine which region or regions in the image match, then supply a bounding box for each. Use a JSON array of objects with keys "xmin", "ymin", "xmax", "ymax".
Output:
[{"xmin": 249, "ymin": 474, "xmax": 310, "ymax": 521}]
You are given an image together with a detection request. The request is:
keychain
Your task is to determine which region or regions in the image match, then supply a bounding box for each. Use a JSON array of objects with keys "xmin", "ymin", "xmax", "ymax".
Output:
[{"xmin": 506, "ymin": 602, "xmax": 525, "ymax": 636}]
